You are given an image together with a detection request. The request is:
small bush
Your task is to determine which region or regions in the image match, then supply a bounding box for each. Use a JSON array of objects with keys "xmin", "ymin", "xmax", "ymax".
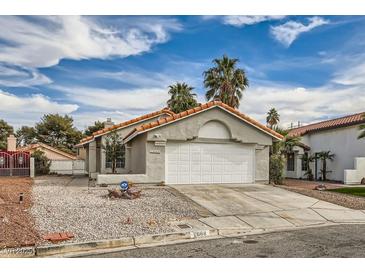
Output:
[
  {"xmin": 269, "ymin": 154, "xmax": 285, "ymax": 185},
  {"xmin": 32, "ymin": 150, "xmax": 51, "ymax": 175}
]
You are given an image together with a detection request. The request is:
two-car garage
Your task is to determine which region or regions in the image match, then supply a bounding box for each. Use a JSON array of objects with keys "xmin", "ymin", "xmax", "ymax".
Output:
[{"xmin": 166, "ymin": 142, "xmax": 255, "ymax": 184}]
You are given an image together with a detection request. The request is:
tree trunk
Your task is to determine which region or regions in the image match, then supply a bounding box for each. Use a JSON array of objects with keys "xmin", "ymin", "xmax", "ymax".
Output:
[
  {"xmin": 112, "ymin": 160, "xmax": 116, "ymax": 174},
  {"xmin": 323, "ymin": 159, "xmax": 327, "ymax": 181}
]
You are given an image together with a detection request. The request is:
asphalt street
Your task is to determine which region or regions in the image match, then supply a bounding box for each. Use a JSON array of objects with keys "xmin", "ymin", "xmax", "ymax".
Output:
[{"xmin": 82, "ymin": 224, "xmax": 365, "ymax": 258}]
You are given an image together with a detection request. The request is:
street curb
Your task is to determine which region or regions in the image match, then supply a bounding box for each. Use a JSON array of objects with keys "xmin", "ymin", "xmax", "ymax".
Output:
[
  {"xmin": 34, "ymin": 228, "xmax": 219, "ymax": 257},
  {"xmin": 35, "ymin": 237, "xmax": 134, "ymax": 257}
]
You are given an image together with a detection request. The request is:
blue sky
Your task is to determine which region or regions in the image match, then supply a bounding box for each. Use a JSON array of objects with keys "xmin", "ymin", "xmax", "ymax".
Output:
[{"xmin": 0, "ymin": 15, "xmax": 364, "ymax": 129}]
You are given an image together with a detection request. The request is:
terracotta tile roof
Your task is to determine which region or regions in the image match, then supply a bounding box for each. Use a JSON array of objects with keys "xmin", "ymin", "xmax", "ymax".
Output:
[
  {"xmin": 76, "ymin": 108, "xmax": 175, "ymax": 146},
  {"xmin": 125, "ymin": 101, "xmax": 283, "ymax": 141},
  {"xmin": 17, "ymin": 142, "xmax": 77, "ymax": 160},
  {"xmin": 288, "ymin": 112, "xmax": 365, "ymax": 137}
]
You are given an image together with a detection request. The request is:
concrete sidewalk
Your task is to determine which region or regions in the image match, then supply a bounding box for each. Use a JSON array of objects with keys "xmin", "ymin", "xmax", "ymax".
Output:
[{"xmin": 172, "ymin": 184, "xmax": 365, "ymax": 234}]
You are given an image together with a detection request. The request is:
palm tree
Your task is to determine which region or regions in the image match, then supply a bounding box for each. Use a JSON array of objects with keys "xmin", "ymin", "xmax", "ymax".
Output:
[
  {"xmin": 203, "ymin": 55, "xmax": 249, "ymax": 108},
  {"xmin": 266, "ymin": 108, "xmax": 280, "ymax": 129},
  {"xmin": 167, "ymin": 82, "xmax": 198, "ymax": 113},
  {"xmin": 317, "ymin": 151, "xmax": 335, "ymax": 181},
  {"xmin": 358, "ymin": 114, "xmax": 365, "ymax": 139}
]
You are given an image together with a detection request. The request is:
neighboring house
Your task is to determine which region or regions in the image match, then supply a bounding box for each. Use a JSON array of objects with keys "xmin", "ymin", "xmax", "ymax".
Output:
[
  {"xmin": 76, "ymin": 101, "xmax": 283, "ymax": 185},
  {"xmin": 18, "ymin": 142, "xmax": 85, "ymax": 175},
  {"xmin": 286, "ymin": 112, "xmax": 365, "ymax": 184},
  {"xmin": 18, "ymin": 142, "xmax": 77, "ymax": 160}
]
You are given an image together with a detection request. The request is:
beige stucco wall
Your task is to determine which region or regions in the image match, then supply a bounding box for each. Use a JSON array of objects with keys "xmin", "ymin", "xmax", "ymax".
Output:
[
  {"xmin": 130, "ymin": 133, "xmax": 147, "ymax": 174},
  {"xmin": 77, "ymin": 147, "xmax": 87, "ymax": 160},
  {"xmin": 26, "ymin": 147, "xmax": 73, "ymax": 160},
  {"xmin": 255, "ymin": 146, "xmax": 270, "ymax": 181}
]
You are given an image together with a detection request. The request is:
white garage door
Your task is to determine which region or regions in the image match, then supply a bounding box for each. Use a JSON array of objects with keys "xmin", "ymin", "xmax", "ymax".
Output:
[{"xmin": 166, "ymin": 142, "xmax": 254, "ymax": 184}]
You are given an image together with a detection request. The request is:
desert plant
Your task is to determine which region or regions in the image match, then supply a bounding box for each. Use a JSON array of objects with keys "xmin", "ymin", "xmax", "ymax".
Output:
[
  {"xmin": 269, "ymin": 154, "xmax": 285, "ymax": 185},
  {"xmin": 272, "ymin": 126, "xmax": 301, "ymax": 156},
  {"xmin": 31, "ymin": 150, "xmax": 51, "ymax": 175},
  {"xmin": 317, "ymin": 151, "xmax": 335, "ymax": 181},
  {"xmin": 301, "ymin": 153, "xmax": 316, "ymax": 181}
]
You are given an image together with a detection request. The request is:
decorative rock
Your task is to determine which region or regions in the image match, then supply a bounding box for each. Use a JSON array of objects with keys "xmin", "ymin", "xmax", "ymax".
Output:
[{"xmin": 314, "ymin": 184, "xmax": 327, "ymax": 191}]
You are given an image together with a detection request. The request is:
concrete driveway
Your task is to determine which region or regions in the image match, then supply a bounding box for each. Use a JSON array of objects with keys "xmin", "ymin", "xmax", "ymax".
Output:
[{"xmin": 172, "ymin": 184, "xmax": 365, "ymax": 233}]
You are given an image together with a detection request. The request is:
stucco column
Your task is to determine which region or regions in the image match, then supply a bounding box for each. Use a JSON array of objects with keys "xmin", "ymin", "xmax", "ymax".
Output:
[
  {"xmin": 7, "ymin": 134, "xmax": 17, "ymax": 151},
  {"xmin": 88, "ymin": 141, "xmax": 97, "ymax": 178},
  {"xmin": 30, "ymin": 157, "xmax": 35, "ymax": 178}
]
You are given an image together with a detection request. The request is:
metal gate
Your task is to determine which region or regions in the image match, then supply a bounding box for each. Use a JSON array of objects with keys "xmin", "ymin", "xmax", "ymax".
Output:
[{"xmin": 0, "ymin": 151, "xmax": 30, "ymax": 176}]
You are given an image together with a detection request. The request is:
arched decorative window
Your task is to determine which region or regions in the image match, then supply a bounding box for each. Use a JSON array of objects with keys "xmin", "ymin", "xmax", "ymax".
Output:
[{"xmin": 198, "ymin": 120, "xmax": 231, "ymax": 139}]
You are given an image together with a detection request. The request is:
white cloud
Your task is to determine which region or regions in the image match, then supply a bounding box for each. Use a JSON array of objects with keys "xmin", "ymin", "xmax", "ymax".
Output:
[
  {"xmin": 95, "ymin": 70, "xmax": 177, "ymax": 88},
  {"xmin": 0, "ymin": 89, "xmax": 79, "ymax": 128},
  {"xmin": 72, "ymin": 110, "xmax": 136, "ymax": 130},
  {"xmin": 240, "ymin": 84, "xmax": 365, "ymax": 127},
  {"xmin": 93, "ymin": 67, "xmax": 202, "ymax": 89},
  {"xmin": 53, "ymin": 85, "xmax": 169, "ymax": 111},
  {"xmin": 332, "ymin": 61, "xmax": 365, "ymax": 86},
  {"xmin": 270, "ymin": 16, "xmax": 329, "ymax": 47},
  {"xmin": 0, "ymin": 16, "xmax": 181, "ymax": 68},
  {"xmin": 223, "ymin": 16, "xmax": 285, "ymax": 27},
  {"xmin": 0, "ymin": 89, "xmax": 78, "ymax": 114},
  {"xmin": 0, "ymin": 63, "xmax": 52, "ymax": 87}
]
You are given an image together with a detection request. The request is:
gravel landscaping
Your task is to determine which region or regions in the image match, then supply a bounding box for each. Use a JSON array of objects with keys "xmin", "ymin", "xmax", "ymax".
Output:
[{"xmin": 31, "ymin": 177, "xmax": 200, "ymax": 244}]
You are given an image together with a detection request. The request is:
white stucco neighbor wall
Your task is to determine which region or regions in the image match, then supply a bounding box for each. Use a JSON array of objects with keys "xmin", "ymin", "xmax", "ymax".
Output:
[
  {"xmin": 284, "ymin": 146, "xmax": 307, "ymax": 179},
  {"xmin": 286, "ymin": 125, "xmax": 365, "ymax": 182},
  {"xmin": 344, "ymin": 157, "xmax": 365, "ymax": 184},
  {"xmin": 305, "ymin": 125, "xmax": 365, "ymax": 182}
]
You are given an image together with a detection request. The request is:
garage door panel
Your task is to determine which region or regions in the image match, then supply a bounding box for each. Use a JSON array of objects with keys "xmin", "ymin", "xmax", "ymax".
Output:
[
  {"xmin": 212, "ymin": 163, "xmax": 223, "ymax": 173},
  {"xmin": 166, "ymin": 142, "xmax": 254, "ymax": 184},
  {"xmin": 191, "ymin": 164, "xmax": 201, "ymax": 172},
  {"xmin": 202, "ymin": 174, "xmax": 212, "ymax": 182},
  {"xmin": 201, "ymin": 164, "xmax": 211, "ymax": 172},
  {"xmin": 201, "ymin": 154, "xmax": 211, "ymax": 162},
  {"xmin": 191, "ymin": 173, "xmax": 201, "ymax": 182}
]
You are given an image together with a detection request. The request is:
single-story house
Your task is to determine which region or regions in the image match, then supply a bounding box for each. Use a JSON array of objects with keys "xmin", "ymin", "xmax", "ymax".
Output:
[
  {"xmin": 76, "ymin": 101, "xmax": 283, "ymax": 185},
  {"xmin": 18, "ymin": 142, "xmax": 85, "ymax": 175},
  {"xmin": 18, "ymin": 142, "xmax": 77, "ymax": 161},
  {"xmin": 285, "ymin": 112, "xmax": 365, "ymax": 184}
]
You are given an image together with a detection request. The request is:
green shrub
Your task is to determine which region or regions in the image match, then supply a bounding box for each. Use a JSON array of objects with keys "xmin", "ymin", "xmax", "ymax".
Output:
[
  {"xmin": 32, "ymin": 150, "xmax": 51, "ymax": 175},
  {"xmin": 269, "ymin": 154, "xmax": 285, "ymax": 185}
]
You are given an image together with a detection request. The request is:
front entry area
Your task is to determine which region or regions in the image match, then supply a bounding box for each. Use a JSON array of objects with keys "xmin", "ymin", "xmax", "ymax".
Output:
[{"xmin": 166, "ymin": 142, "xmax": 254, "ymax": 184}]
